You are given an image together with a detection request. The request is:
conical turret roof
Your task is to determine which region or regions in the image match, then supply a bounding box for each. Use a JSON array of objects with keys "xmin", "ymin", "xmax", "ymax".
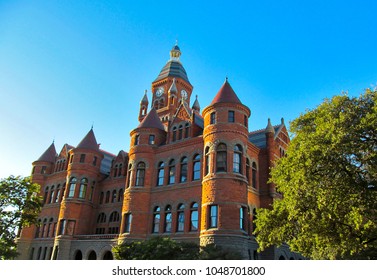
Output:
[
  {"xmin": 77, "ymin": 129, "xmax": 99, "ymax": 151},
  {"xmin": 137, "ymin": 108, "xmax": 165, "ymax": 131},
  {"xmin": 192, "ymin": 95, "xmax": 200, "ymax": 111},
  {"xmin": 210, "ymin": 78, "xmax": 241, "ymax": 105},
  {"xmin": 37, "ymin": 142, "xmax": 57, "ymax": 163}
]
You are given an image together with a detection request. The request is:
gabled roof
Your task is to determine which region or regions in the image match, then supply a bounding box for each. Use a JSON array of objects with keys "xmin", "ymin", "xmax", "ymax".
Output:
[
  {"xmin": 210, "ymin": 79, "xmax": 241, "ymax": 105},
  {"xmin": 137, "ymin": 108, "xmax": 165, "ymax": 131},
  {"xmin": 76, "ymin": 129, "xmax": 99, "ymax": 151},
  {"xmin": 37, "ymin": 142, "xmax": 57, "ymax": 163}
]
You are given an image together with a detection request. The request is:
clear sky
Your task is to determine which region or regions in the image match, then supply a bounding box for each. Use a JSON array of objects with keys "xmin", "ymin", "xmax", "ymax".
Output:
[{"xmin": 1, "ymin": 0, "xmax": 376, "ymax": 179}]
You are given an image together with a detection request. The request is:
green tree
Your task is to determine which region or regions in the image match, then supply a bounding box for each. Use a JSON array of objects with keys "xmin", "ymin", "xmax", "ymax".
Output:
[
  {"xmin": 113, "ymin": 236, "xmax": 241, "ymax": 260},
  {"xmin": 255, "ymin": 89, "xmax": 377, "ymax": 260},
  {"xmin": 0, "ymin": 176, "xmax": 42, "ymax": 259}
]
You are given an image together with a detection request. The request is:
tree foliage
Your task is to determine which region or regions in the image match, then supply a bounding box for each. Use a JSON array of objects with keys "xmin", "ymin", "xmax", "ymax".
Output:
[
  {"xmin": 0, "ymin": 176, "xmax": 42, "ymax": 259},
  {"xmin": 255, "ymin": 89, "xmax": 377, "ymax": 260},
  {"xmin": 113, "ymin": 237, "xmax": 241, "ymax": 260}
]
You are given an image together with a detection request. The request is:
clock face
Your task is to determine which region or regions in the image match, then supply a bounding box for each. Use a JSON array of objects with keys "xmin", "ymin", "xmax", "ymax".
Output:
[
  {"xmin": 156, "ymin": 87, "xmax": 164, "ymax": 97},
  {"xmin": 181, "ymin": 89, "xmax": 188, "ymax": 100}
]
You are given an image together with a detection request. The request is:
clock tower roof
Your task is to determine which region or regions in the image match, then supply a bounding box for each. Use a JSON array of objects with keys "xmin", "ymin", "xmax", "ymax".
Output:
[{"xmin": 154, "ymin": 44, "xmax": 191, "ymax": 85}]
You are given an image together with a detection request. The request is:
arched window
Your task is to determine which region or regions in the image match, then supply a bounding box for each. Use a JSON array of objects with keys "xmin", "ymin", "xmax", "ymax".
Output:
[
  {"xmin": 111, "ymin": 190, "xmax": 117, "ymax": 203},
  {"xmin": 246, "ymin": 159, "xmax": 250, "ymax": 184},
  {"xmin": 180, "ymin": 157, "xmax": 188, "ymax": 183},
  {"xmin": 177, "ymin": 204, "xmax": 185, "ymax": 232},
  {"xmin": 78, "ymin": 178, "xmax": 88, "ymax": 199},
  {"xmin": 216, "ymin": 143, "xmax": 227, "ymax": 172},
  {"xmin": 205, "ymin": 147, "xmax": 210, "ymax": 175},
  {"xmin": 97, "ymin": 213, "xmax": 106, "ymax": 223},
  {"xmin": 68, "ymin": 177, "xmax": 77, "ymax": 198},
  {"xmin": 172, "ymin": 127, "xmax": 177, "ymax": 142},
  {"xmin": 135, "ymin": 162, "xmax": 146, "ymax": 186},
  {"xmin": 118, "ymin": 189, "xmax": 124, "ymax": 202},
  {"xmin": 157, "ymin": 162, "xmax": 165, "ymax": 186},
  {"xmin": 192, "ymin": 154, "xmax": 201, "ymax": 181},
  {"xmin": 55, "ymin": 185, "xmax": 60, "ymax": 203},
  {"xmin": 152, "ymin": 206, "xmax": 161, "ymax": 233},
  {"xmin": 105, "ymin": 191, "xmax": 110, "ymax": 203},
  {"xmin": 178, "ymin": 125, "xmax": 183, "ymax": 140},
  {"xmin": 168, "ymin": 159, "xmax": 175, "ymax": 184},
  {"xmin": 127, "ymin": 164, "xmax": 132, "ymax": 188},
  {"xmin": 118, "ymin": 164, "xmax": 123, "ymax": 177},
  {"xmin": 99, "ymin": 192, "xmax": 104, "ymax": 204},
  {"xmin": 164, "ymin": 205, "xmax": 172, "ymax": 232},
  {"xmin": 43, "ymin": 187, "xmax": 49, "ymax": 204},
  {"xmin": 109, "ymin": 211, "xmax": 120, "ymax": 222},
  {"xmin": 233, "ymin": 145, "xmax": 242, "ymax": 174},
  {"xmin": 113, "ymin": 164, "xmax": 118, "ymax": 177},
  {"xmin": 185, "ymin": 123, "xmax": 190, "ymax": 138},
  {"xmin": 49, "ymin": 186, "xmax": 55, "ymax": 204},
  {"xmin": 252, "ymin": 162, "xmax": 257, "ymax": 189},
  {"xmin": 190, "ymin": 202, "xmax": 199, "ymax": 231}
]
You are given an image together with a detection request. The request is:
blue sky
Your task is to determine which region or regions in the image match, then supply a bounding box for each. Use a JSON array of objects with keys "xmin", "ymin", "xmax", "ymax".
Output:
[{"xmin": 1, "ymin": 0, "xmax": 376, "ymax": 179}]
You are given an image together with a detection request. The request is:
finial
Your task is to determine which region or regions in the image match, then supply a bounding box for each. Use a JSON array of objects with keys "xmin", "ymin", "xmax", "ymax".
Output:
[
  {"xmin": 281, "ymin": 117, "xmax": 285, "ymax": 125},
  {"xmin": 266, "ymin": 118, "xmax": 275, "ymax": 134},
  {"xmin": 175, "ymin": 39, "xmax": 178, "ymax": 46},
  {"xmin": 225, "ymin": 76, "xmax": 228, "ymax": 83},
  {"xmin": 91, "ymin": 122, "xmax": 94, "ymax": 130}
]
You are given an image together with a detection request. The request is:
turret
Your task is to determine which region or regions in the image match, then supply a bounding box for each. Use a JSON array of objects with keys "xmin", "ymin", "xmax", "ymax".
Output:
[
  {"xmin": 31, "ymin": 142, "xmax": 57, "ymax": 185},
  {"xmin": 139, "ymin": 90, "xmax": 149, "ymax": 122},
  {"xmin": 200, "ymin": 78, "xmax": 251, "ymax": 258}
]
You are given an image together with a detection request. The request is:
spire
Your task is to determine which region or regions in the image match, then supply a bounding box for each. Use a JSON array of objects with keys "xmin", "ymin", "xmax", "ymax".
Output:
[
  {"xmin": 37, "ymin": 142, "xmax": 57, "ymax": 163},
  {"xmin": 140, "ymin": 90, "xmax": 149, "ymax": 104},
  {"xmin": 137, "ymin": 108, "xmax": 165, "ymax": 131},
  {"xmin": 210, "ymin": 78, "xmax": 242, "ymax": 105},
  {"xmin": 265, "ymin": 118, "xmax": 275, "ymax": 134},
  {"xmin": 192, "ymin": 95, "xmax": 200, "ymax": 112},
  {"xmin": 77, "ymin": 128, "xmax": 99, "ymax": 151},
  {"xmin": 168, "ymin": 78, "xmax": 178, "ymax": 94},
  {"xmin": 170, "ymin": 42, "xmax": 181, "ymax": 62}
]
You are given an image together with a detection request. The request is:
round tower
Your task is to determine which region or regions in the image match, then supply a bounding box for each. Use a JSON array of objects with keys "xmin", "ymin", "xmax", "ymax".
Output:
[
  {"xmin": 55, "ymin": 128, "xmax": 103, "ymax": 259},
  {"xmin": 119, "ymin": 108, "xmax": 166, "ymax": 241},
  {"xmin": 200, "ymin": 78, "xmax": 251, "ymax": 258}
]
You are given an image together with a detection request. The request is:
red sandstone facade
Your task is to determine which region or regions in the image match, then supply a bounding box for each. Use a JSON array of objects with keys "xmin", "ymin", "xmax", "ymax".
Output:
[{"xmin": 16, "ymin": 44, "xmax": 298, "ymax": 260}]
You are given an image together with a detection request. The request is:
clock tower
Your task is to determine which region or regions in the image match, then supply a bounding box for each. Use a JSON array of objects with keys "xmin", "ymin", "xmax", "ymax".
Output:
[{"xmin": 151, "ymin": 43, "xmax": 193, "ymax": 125}]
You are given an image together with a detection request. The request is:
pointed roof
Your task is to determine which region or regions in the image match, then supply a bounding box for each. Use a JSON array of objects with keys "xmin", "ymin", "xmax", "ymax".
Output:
[
  {"xmin": 76, "ymin": 129, "xmax": 99, "ymax": 151},
  {"xmin": 137, "ymin": 108, "xmax": 165, "ymax": 131},
  {"xmin": 192, "ymin": 95, "xmax": 200, "ymax": 111},
  {"xmin": 168, "ymin": 78, "xmax": 178, "ymax": 93},
  {"xmin": 265, "ymin": 118, "xmax": 275, "ymax": 134},
  {"xmin": 37, "ymin": 142, "xmax": 57, "ymax": 162},
  {"xmin": 140, "ymin": 90, "xmax": 149, "ymax": 104},
  {"xmin": 210, "ymin": 78, "xmax": 242, "ymax": 105}
]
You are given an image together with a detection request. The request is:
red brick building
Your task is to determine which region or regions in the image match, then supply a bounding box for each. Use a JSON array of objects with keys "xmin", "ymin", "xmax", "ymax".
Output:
[{"xmin": 16, "ymin": 44, "xmax": 299, "ymax": 260}]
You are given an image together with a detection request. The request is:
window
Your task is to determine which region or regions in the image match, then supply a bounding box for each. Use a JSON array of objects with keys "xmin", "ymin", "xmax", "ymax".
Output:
[
  {"xmin": 246, "ymin": 159, "xmax": 250, "ymax": 184},
  {"xmin": 135, "ymin": 162, "xmax": 146, "ymax": 186},
  {"xmin": 118, "ymin": 188, "xmax": 124, "ymax": 202},
  {"xmin": 149, "ymin": 135, "xmax": 155, "ymax": 145},
  {"xmin": 180, "ymin": 157, "xmax": 188, "ymax": 183},
  {"xmin": 41, "ymin": 166, "xmax": 46, "ymax": 174},
  {"xmin": 157, "ymin": 162, "xmax": 165, "ymax": 186},
  {"xmin": 178, "ymin": 125, "xmax": 183, "ymax": 140},
  {"xmin": 111, "ymin": 190, "xmax": 117, "ymax": 203},
  {"xmin": 177, "ymin": 204, "xmax": 185, "ymax": 232},
  {"xmin": 78, "ymin": 178, "xmax": 88, "ymax": 199},
  {"xmin": 43, "ymin": 187, "xmax": 49, "ymax": 204},
  {"xmin": 252, "ymin": 208, "xmax": 257, "ymax": 234},
  {"xmin": 68, "ymin": 177, "xmax": 77, "ymax": 198},
  {"xmin": 192, "ymin": 154, "xmax": 201, "ymax": 181},
  {"xmin": 58, "ymin": 219, "xmax": 66, "ymax": 235},
  {"xmin": 55, "ymin": 185, "xmax": 60, "ymax": 203},
  {"xmin": 109, "ymin": 211, "xmax": 120, "ymax": 222},
  {"xmin": 244, "ymin": 115, "xmax": 248, "ymax": 127},
  {"xmin": 210, "ymin": 112, "xmax": 216, "ymax": 124},
  {"xmin": 240, "ymin": 207, "xmax": 246, "ymax": 230},
  {"xmin": 69, "ymin": 155, "xmax": 73, "ymax": 164},
  {"xmin": 127, "ymin": 164, "xmax": 132, "ymax": 188},
  {"xmin": 172, "ymin": 127, "xmax": 177, "ymax": 142},
  {"xmin": 99, "ymin": 192, "xmax": 104, "ymax": 204},
  {"xmin": 168, "ymin": 159, "xmax": 175, "ymax": 184},
  {"xmin": 105, "ymin": 191, "xmax": 110, "ymax": 203},
  {"xmin": 252, "ymin": 162, "xmax": 257, "ymax": 188},
  {"xmin": 97, "ymin": 213, "xmax": 106, "ymax": 223},
  {"xmin": 93, "ymin": 156, "xmax": 97, "ymax": 166},
  {"xmin": 49, "ymin": 186, "xmax": 55, "ymax": 203},
  {"xmin": 118, "ymin": 164, "xmax": 123, "ymax": 177},
  {"xmin": 80, "ymin": 154, "xmax": 86, "ymax": 163},
  {"xmin": 164, "ymin": 205, "xmax": 172, "ymax": 232},
  {"xmin": 233, "ymin": 145, "xmax": 242, "ymax": 174},
  {"xmin": 228, "ymin": 110, "xmax": 235, "ymax": 122},
  {"xmin": 205, "ymin": 147, "xmax": 210, "ymax": 175},
  {"xmin": 190, "ymin": 203, "xmax": 199, "ymax": 231},
  {"xmin": 89, "ymin": 181, "xmax": 95, "ymax": 201},
  {"xmin": 216, "ymin": 143, "xmax": 227, "ymax": 172},
  {"xmin": 113, "ymin": 164, "xmax": 118, "ymax": 177},
  {"xmin": 185, "ymin": 123, "xmax": 190, "ymax": 138},
  {"xmin": 209, "ymin": 205, "xmax": 218, "ymax": 228},
  {"xmin": 124, "ymin": 213, "xmax": 132, "ymax": 233},
  {"xmin": 152, "ymin": 207, "xmax": 161, "ymax": 233},
  {"xmin": 134, "ymin": 134, "xmax": 140, "ymax": 146}
]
